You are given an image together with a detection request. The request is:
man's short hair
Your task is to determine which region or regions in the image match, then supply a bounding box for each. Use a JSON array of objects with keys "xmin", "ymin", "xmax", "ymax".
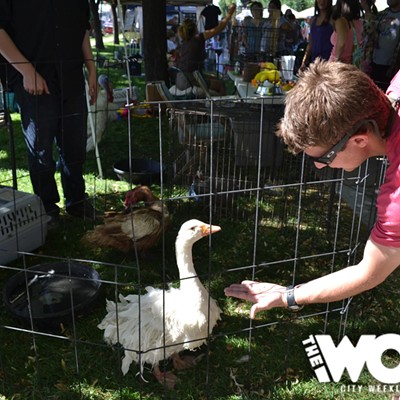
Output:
[{"xmin": 276, "ymin": 59, "xmax": 393, "ymax": 154}]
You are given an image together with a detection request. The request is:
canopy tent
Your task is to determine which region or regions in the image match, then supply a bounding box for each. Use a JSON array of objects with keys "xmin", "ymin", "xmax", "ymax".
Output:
[
  {"xmin": 296, "ymin": 0, "xmax": 388, "ymax": 18},
  {"xmin": 296, "ymin": 6, "xmax": 314, "ymax": 19}
]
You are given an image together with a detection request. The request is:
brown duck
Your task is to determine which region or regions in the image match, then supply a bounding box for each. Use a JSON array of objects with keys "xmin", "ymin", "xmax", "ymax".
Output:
[{"xmin": 83, "ymin": 186, "xmax": 170, "ymax": 254}]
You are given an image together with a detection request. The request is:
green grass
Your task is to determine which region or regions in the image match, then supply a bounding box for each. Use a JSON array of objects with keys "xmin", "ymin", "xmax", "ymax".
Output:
[{"xmin": 1, "ymin": 40, "xmax": 400, "ymax": 399}]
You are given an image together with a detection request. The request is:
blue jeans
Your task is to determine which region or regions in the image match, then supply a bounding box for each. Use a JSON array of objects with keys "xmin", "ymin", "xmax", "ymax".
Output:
[{"xmin": 13, "ymin": 81, "xmax": 87, "ymax": 214}]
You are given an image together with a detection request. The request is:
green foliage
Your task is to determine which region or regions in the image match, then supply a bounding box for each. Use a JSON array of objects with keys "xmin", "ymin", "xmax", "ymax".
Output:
[{"xmin": 283, "ymin": 0, "xmax": 315, "ymax": 12}]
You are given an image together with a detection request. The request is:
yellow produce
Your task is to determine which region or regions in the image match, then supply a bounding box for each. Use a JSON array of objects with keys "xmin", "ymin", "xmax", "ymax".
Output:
[
  {"xmin": 259, "ymin": 61, "xmax": 277, "ymax": 70},
  {"xmin": 265, "ymin": 62, "xmax": 278, "ymax": 70},
  {"xmin": 253, "ymin": 69, "xmax": 281, "ymax": 83},
  {"xmin": 253, "ymin": 71, "xmax": 269, "ymax": 82},
  {"xmin": 264, "ymin": 69, "xmax": 280, "ymax": 83}
]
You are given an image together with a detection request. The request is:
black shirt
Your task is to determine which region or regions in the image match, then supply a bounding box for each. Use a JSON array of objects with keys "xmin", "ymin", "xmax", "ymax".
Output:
[
  {"xmin": 201, "ymin": 5, "xmax": 221, "ymax": 30},
  {"xmin": 0, "ymin": 0, "xmax": 90, "ymax": 96}
]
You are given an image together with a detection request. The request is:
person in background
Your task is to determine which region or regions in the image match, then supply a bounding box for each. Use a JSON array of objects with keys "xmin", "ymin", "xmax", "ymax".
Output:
[
  {"xmin": 359, "ymin": 0, "xmax": 378, "ymax": 76},
  {"xmin": 262, "ymin": 0, "xmax": 293, "ymax": 57},
  {"xmin": 329, "ymin": 0, "xmax": 363, "ymax": 64},
  {"xmin": 300, "ymin": 17, "xmax": 311, "ymax": 42},
  {"xmin": 167, "ymin": 29, "xmax": 177, "ymax": 54},
  {"xmin": 363, "ymin": 0, "xmax": 400, "ymax": 91},
  {"xmin": 300, "ymin": 0, "xmax": 333, "ymax": 71},
  {"xmin": 241, "ymin": 1, "xmax": 268, "ymax": 60},
  {"xmin": 175, "ymin": 3, "xmax": 236, "ymax": 95},
  {"xmin": 200, "ymin": 0, "xmax": 222, "ymax": 30},
  {"xmin": 284, "ymin": 10, "xmax": 301, "ymax": 54},
  {"xmin": 225, "ymin": 60, "xmax": 400, "ymax": 318},
  {"xmin": 0, "ymin": 0, "xmax": 99, "ymax": 225}
]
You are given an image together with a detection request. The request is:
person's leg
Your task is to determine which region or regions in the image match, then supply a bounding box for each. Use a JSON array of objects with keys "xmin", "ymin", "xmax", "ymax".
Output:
[
  {"xmin": 13, "ymin": 81, "xmax": 60, "ymax": 217},
  {"xmin": 371, "ymin": 62, "xmax": 390, "ymax": 92},
  {"xmin": 55, "ymin": 91, "xmax": 87, "ymax": 209},
  {"xmin": 57, "ymin": 90, "xmax": 100, "ymax": 220}
]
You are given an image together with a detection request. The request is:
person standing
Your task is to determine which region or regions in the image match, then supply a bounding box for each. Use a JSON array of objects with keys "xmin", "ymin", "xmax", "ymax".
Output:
[
  {"xmin": 241, "ymin": 1, "xmax": 268, "ymax": 60},
  {"xmin": 359, "ymin": 0, "xmax": 378, "ymax": 75},
  {"xmin": 0, "ymin": 0, "xmax": 99, "ymax": 224},
  {"xmin": 329, "ymin": 0, "xmax": 363, "ymax": 64},
  {"xmin": 365, "ymin": 0, "xmax": 400, "ymax": 91},
  {"xmin": 175, "ymin": 3, "xmax": 236, "ymax": 94},
  {"xmin": 300, "ymin": 0, "xmax": 333, "ymax": 70},
  {"xmin": 262, "ymin": 0, "xmax": 293, "ymax": 57},
  {"xmin": 201, "ymin": 1, "xmax": 222, "ymax": 30}
]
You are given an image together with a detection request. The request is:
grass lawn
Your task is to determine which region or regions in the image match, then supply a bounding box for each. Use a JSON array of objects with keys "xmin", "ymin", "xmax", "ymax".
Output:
[{"xmin": 1, "ymin": 38, "xmax": 400, "ymax": 400}]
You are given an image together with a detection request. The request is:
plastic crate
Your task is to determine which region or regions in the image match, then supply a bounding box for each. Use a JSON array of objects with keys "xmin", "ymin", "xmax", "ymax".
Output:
[
  {"xmin": 0, "ymin": 187, "xmax": 50, "ymax": 265},
  {"xmin": 113, "ymin": 86, "xmax": 138, "ymax": 108}
]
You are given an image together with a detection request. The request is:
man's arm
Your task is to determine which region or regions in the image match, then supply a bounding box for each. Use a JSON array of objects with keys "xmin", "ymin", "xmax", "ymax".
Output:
[
  {"xmin": 0, "ymin": 28, "xmax": 49, "ymax": 94},
  {"xmin": 81, "ymin": 30, "xmax": 97, "ymax": 105},
  {"xmin": 225, "ymin": 238, "xmax": 400, "ymax": 318},
  {"xmin": 296, "ymin": 238, "xmax": 400, "ymax": 303}
]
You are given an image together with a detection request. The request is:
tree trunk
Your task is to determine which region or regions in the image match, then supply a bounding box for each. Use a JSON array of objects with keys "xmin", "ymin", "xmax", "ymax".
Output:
[
  {"xmin": 143, "ymin": 0, "xmax": 169, "ymax": 83},
  {"xmin": 89, "ymin": 0, "xmax": 105, "ymax": 50},
  {"xmin": 111, "ymin": 2, "xmax": 120, "ymax": 45}
]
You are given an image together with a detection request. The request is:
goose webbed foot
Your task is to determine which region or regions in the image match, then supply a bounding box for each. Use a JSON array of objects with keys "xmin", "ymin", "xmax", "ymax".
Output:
[{"xmin": 153, "ymin": 365, "xmax": 178, "ymax": 389}]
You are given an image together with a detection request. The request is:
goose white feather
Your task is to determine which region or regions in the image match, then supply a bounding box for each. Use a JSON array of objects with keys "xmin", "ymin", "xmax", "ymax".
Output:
[{"xmin": 98, "ymin": 219, "xmax": 222, "ymax": 378}]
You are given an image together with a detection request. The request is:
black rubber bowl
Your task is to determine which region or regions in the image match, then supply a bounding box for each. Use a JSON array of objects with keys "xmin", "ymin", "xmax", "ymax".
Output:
[
  {"xmin": 3, "ymin": 262, "xmax": 101, "ymax": 329},
  {"xmin": 113, "ymin": 158, "xmax": 162, "ymax": 185}
]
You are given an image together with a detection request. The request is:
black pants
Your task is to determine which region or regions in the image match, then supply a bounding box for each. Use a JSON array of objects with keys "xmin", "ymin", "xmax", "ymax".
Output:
[
  {"xmin": 13, "ymin": 81, "xmax": 87, "ymax": 215},
  {"xmin": 371, "ymin": 62, "xmax": 392, "ymax": 92}
]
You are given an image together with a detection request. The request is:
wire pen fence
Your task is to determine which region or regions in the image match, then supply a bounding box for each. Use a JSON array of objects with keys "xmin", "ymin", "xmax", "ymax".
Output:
[{"xmin": 0, "ymin": 60, "xmax": 390, "ymax": 399}]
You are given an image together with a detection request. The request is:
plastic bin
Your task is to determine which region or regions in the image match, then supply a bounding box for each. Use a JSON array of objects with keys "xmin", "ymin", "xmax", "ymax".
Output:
[{"xmin": 0, "ymin": 187, "xmax": 50, "ymax": 265}]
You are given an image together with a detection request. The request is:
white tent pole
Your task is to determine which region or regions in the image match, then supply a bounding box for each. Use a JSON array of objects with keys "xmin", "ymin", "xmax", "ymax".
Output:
[{"xmin": 85, "ymin": 78, "xmax": 103, "ymax": 179}]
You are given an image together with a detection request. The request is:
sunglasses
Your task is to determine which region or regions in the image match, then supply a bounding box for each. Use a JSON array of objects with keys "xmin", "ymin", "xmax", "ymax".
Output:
[{"xmin": 307, "ymin": 119, "xmax": 377, "ymax": 166}]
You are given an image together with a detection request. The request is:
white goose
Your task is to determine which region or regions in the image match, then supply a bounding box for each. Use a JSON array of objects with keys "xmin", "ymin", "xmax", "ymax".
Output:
[
  {"xmin": 98, "ymin": 219, "xmax": 222, "ymax": 388},
  {"xmin": 86, "ymin": 74, "xmax": 119, "ymax": 152}
]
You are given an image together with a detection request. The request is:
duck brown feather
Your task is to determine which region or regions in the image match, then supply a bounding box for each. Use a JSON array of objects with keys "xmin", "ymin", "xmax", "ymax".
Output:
[{"xmin": 82, "ymin": 187, "xmax": 169, "ymax": 254}]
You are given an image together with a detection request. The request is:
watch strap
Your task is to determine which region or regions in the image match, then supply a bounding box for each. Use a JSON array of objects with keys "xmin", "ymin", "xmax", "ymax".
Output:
[{"xmin": 286, "ymin": 285, "xmax": 304, "ymax": 311}]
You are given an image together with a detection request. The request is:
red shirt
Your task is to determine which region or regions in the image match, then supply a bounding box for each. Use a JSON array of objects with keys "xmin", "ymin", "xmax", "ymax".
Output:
[{"xmin": 370, "ymin": 73, "xmax": 400, "ymax": 247}]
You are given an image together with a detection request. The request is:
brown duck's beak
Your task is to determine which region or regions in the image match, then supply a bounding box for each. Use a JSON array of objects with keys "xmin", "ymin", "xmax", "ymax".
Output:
[{"xmin": 201, "ymin": 224, "xmax": 221, "ymax": 236}]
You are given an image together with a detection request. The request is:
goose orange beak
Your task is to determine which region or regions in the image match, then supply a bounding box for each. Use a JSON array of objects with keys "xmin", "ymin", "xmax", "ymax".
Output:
[{"xmin": 201, "ymin": 224, "xmax": 221, "ymax": 236}]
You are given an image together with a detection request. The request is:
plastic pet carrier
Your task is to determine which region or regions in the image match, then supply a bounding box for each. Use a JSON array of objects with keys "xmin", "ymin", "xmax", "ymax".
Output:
[{"xmin": 0, "ymin": 187, "xmax": 50, "ymax": 265}]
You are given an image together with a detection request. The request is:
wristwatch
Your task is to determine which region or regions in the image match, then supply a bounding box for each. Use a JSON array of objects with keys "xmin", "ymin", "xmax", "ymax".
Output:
[{"xmin": 286, "ymin": 285, "xmax": 304, "ymax": 311}]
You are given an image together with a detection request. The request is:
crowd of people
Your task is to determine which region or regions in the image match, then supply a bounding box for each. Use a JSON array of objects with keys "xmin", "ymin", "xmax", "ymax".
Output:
[
  {"xmin": 232, "ymin": 0, "xmax": 399, "ymax": 89},
  {"xmin": 168, "ymin": 0, "xmax": 399, "ymax": 92}
]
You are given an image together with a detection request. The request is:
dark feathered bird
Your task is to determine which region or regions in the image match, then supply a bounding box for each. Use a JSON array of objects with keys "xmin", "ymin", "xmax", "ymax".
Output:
[{"xmin": 82, "ymin": 186, "xmax": 169, "ymax": 254}]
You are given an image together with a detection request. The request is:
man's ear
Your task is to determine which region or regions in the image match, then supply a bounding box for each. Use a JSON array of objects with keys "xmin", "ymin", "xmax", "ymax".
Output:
[{"xmin": 350, "ymin": 133, "xmax": 369, "ymax": 148}]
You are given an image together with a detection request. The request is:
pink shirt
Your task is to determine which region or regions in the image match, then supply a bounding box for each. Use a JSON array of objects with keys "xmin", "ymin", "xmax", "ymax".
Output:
[
  {"xmin": 329, "ymin": 19, "xmax": 362, "ymax": 64},
  {"xmin": 370, "ymin": 74, "xmax": 400, "ymax": 247},
  {"xmin": 387, "ymin": 70, "xmax": 400, "ymax": 100}
]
